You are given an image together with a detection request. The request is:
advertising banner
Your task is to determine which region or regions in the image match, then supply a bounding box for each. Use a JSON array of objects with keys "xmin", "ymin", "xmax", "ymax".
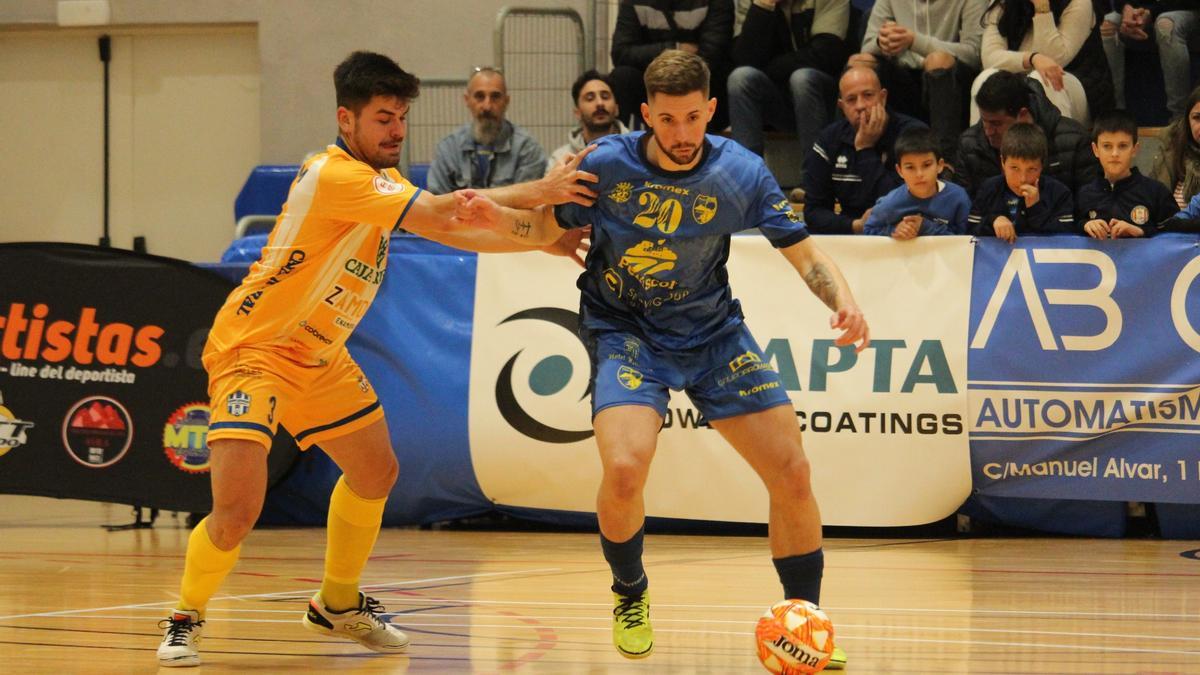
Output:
[
  {"xmin": 469, "ymin": 236, "xmax": 974, "ymax": 526},
  {"xmin": 0, "ymin": 244, "xmax": 297, "ymax": 513},
  {"xmin": 968, "ymin": 236, "xmax": 1200, "ymax": 503}
]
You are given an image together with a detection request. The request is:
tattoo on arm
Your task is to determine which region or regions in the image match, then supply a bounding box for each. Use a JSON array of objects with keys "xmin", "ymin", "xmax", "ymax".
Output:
[
  {"xmin": 804, "ymin": 262, "xmax": 839, "ymax": 311},
  {"xmin": 512, "ymin": 220, "xmax": 532, "ymax": 238}
]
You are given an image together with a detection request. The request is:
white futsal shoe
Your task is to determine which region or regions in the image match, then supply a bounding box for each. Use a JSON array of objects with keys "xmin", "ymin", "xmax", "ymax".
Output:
[
  {"xmin": 156, "ymin": 609, "xmax": 204, "ymax": 667},
  {"xmin": 302, "ymin": 591, "xmax": 410, "ymax": 653}
]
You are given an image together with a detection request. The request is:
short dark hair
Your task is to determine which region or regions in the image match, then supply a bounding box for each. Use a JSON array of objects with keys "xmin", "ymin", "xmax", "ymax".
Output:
[
  {"xmin": 571, "ymin": 69, "xmax": 612, "ymax": 105},
  {"xmin": 894, "ymin": 127, "xmax": 941, "ymax": 162},
  {"xmin": 975, "ymin": 70, "xmax": 1029, "ymax": 117},
  {"xmin": 644, "ymin": 49, "xmax": 709, "ymax": 97},
  {"xmin": 1000, "ymin": 122, "xmax": 1047, "ymax": 162},
  {"xmin": 334, "ymin": 51, "xmax": 420, "ymax": 114},
  {"xmin": 1091, "ymin": 109, "xmax": 1139, "ymax": 143}
]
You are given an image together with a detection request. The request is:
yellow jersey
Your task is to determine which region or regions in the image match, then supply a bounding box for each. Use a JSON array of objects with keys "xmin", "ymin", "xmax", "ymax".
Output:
[{"xmin": 205, "ymin": 139, "xmax": 422, "ymax": 367}]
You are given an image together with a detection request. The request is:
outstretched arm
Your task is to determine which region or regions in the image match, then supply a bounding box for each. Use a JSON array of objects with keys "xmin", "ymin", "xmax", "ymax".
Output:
[
  {"xmin": 476, "ymin": 144, "xmax": 600, "ymax": 209},
  {"xmin": 396, "ymin": 190, "xmax": 545, "ymax": 253},
  {"xmin": 778, "ymin": 237, "xmax": 870, "ymax": 353},
  {"xmin": 456, "ymin": 189, "xmax": 570, "ymax": 247}
]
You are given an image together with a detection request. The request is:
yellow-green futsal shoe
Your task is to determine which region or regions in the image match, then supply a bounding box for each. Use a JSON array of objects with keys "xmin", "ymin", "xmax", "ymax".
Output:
[
  {"xmin": 612, "ymin": 591, "xmax": 654, "ymax": 658},
  {"xmin": 825, "ymin": 644, "xmax": 847, "ymax": 669}
]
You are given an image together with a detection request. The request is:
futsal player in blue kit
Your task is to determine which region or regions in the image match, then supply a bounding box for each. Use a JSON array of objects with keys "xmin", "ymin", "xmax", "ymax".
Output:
[{"xmin": 458, "ymin": 50, "xmax": 869, "ymax": 667}]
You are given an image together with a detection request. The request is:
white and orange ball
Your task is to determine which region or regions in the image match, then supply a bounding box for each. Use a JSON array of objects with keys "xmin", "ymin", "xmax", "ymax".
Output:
[{"xmin": 754, "ymin": 599, "xmax": 835, "ymax": 674}]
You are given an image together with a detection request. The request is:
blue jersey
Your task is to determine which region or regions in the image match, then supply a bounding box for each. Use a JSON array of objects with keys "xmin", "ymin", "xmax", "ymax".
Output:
[{"xmin": 555, "ymin": 132, "xmax": 808, "ymax": 350}]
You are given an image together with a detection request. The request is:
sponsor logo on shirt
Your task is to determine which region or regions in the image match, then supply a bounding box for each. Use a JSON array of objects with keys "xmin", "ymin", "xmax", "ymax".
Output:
[
  {"xmin": 692, "ymin": 194, "xmax": 718, "ymax": 224},
  {"xmin": 609, "ymin": 181, "xmax": 633, "ymax": 203},
  {"xmin": 373, "ymin": 175, "xmax": 404, "ymax": 195}
]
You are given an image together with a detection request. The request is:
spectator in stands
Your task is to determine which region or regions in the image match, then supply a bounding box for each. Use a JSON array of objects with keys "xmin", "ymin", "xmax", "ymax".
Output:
[
  {"xmin": 726, "ymin": 0, "xmax": 851, "ymax": 161},
  {"xmin": 1100, "ymin": 2, "xmax": 1199, "ymax": 115},
  {"xmin": 851, "ymin": 0, "xmax": 986, "ymax": 160},
  {"xmin": 967, "ymin": 122, "xmax": 1075, "ymax": 240},
  {"xmin": 1079, "ymin": 109, "xmax": 1179, "ymax": 237},
  {"xmin": 549, "ymin": 71, "xmax": 631, "ymax": 169},
  {"xmin": 864, "ymin": 127, "xmax": 971, "ymax": 236},
  {"xmin": 427, "ymin": 67, "xmax": 547, "ymax": 194},
  {"xmin": 1151, "ymin": 86, "xmax": 1200, "ymax": 208},
  {"xmin": 975, "ymin": 0, "xmax": 1115, "ymax": 127},
  {"xmin": 956, "ymin": 70, "xmax": 1098, "ymax": 196},
  {"xmin": 1162, "ymin": 190, "xmax": 1200, "ymax": 231},
  {"xmin": 802, "ymin": 66, "xmax": 926, "ymax": 233},
  {"xmin": 610, "ymin": 0, "xmax": 735, "ymax": 131}
]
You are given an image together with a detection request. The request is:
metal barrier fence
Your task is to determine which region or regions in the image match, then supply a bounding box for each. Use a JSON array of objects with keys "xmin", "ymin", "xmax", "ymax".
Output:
[
  {"xmin": 494, "ymin": 7, "xmax": 587, "ymax": 160},
  {"xmin": 403, "ymin": 78, "xmax": 468, "ymax": 169}
]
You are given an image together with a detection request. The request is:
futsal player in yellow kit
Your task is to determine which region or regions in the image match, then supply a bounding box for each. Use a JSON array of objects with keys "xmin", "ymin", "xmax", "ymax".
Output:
[{"xmin": 156, "ymin": 51, "xmax": 595, "ymax": 667}]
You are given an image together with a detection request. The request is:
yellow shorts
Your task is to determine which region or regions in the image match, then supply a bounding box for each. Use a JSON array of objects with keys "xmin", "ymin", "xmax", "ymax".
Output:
[{"xmin": 204, "ymin": 346, "xmax": 384, "ymax": 451}]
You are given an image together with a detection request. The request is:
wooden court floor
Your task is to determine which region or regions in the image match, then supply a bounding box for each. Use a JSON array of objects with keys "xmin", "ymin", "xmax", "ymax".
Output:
[{"xmin": 0, "ymin": 495, "xmax": 1198, "ymax": 673}]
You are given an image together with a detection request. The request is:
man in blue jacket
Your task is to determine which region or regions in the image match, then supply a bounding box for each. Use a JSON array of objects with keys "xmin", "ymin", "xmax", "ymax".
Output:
[
  {"xmin": 427, "ymin": 67, "xmax": 547, "ymax": 194},
  {"xmin": 802, "ymin": 66, "xmax": 926, "ymax": 233}
]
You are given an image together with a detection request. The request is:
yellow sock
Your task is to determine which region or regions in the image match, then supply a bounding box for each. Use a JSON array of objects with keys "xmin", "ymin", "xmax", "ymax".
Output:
[
  {"xmin": 321, "ymin": 475, "xmax": 386, "ymax": 612},
  {"xmin": 178, "ymin": 517, "xmax": 241, "ymax": 618}
]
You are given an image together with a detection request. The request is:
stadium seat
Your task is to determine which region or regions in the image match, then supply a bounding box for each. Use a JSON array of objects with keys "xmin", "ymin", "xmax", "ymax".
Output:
[
  {"xmin": 407, "ymin": 162, "xmax": 430, "ymax": 190},
  {"xmin": 234, "ymin": 164, "xmax": 300, "ymax": 224}
]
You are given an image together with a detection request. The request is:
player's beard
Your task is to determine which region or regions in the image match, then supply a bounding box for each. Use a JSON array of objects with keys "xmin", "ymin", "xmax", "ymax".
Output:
[
  {"xmin": 347, "ymin": 128, "xmax": 401, "ymax": 170},
  {"xmin": 649, "ymin": 127, "xmax": 700, "ymax": 166},
  {"xmin": 365, "ymin": 146, "xmax": 401, "ymax": 170},
  {"xmin": 582, "ymin": 107, "xmax": 614, "ymax": 137},
  {"xmin": 473, "ymin": 114, "xmax": 503, "ymax": 145}
]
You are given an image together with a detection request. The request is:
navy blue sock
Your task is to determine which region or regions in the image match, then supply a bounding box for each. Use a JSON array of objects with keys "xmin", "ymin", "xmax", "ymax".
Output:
[
  {"xmin": 600, "ymin": 527, "xmax": 648, "ymax": 597},
  {"xmin": 773, "ymin": 548, "xmax": 824, "ymax": 604}
]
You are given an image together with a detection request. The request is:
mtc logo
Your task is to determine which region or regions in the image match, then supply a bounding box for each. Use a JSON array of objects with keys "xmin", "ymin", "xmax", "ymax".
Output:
[{"xmin": 971, "ymin": 248, "xmax": 1122, "ymax": 351}]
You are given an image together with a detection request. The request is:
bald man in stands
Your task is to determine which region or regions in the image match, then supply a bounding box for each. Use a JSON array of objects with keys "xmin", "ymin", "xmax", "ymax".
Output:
[{"xmin": 800, "ymin": 66, "xmax": 926, "ymax": 234}]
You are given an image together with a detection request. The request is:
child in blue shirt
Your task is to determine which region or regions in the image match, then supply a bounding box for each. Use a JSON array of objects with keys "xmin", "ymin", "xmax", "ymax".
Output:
[
  {"xmin": 967, "ymin": 122, "xmax": 1074, "ymax": 242},
  {"xmin": 864, "ymin": 127, "xmax": 971, "ymax": 238}
]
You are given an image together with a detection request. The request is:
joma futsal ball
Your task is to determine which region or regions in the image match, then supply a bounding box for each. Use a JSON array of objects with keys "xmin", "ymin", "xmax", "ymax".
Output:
[{"xmin": 754, "ymin": 599, "xmax": 835, "ymax": 674}]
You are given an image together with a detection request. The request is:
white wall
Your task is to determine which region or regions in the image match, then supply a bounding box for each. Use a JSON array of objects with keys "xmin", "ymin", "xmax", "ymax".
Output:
[
  {"xmin": 0, "ymin": 1, "xmax": 604, "ymax": 262},
  {"xmin": 1, "ymin": 0, "xmax": 599, "ymax": 162},
  {"xmin": 0, "ymin": 26, "xmax": 259, "ymax": 262}
]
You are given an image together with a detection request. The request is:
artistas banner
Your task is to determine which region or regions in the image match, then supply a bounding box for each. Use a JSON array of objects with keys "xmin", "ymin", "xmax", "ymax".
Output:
[
  {"xmin": 0, "ymin": 243, "xmax": 297, "ymax": 513},
  {"xmin": 969, "ymin": 235, "xmax": 1200, "ymax": 503}
]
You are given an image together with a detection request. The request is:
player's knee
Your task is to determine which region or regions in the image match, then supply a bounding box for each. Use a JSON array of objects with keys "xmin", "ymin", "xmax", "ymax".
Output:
[
  {"xmin": 374, "ymin": 452, "xmax": 399, "ymax": 491},
  {"xmin": 768, "ymin": 453, "xmax": 814, "ymax": 500},
  {"xmin": 383, "ymin": 455, "xmax": 399, "ymax": 489},
  {"xmin": 604, "ymin": 455, "xmax": 651, "ymax": 499},
  {"xmin": 350, "ymin": 464, "xmax": 398, "ymax": 501},
  {"xmin": 208, "ymin": 501, "xmax": 262, "ymax": 547}
]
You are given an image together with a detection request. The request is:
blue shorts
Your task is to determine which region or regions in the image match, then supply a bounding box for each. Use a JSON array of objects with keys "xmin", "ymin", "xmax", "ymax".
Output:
[{"xmin": 588, "ymin": 323, "xmax": 791, "ymax": 421}]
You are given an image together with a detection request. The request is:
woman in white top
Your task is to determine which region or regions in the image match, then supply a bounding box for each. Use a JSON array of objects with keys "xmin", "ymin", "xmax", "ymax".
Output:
[{"xmin": 972, "ymin": 0, "xmax": 1116, "ymax": 126}]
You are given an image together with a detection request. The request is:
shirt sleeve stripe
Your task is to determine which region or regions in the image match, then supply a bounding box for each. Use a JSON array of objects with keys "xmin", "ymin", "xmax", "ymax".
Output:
[{"xmin": 394, "ymin": 187, "xmax": 424, "ymax": 230}]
